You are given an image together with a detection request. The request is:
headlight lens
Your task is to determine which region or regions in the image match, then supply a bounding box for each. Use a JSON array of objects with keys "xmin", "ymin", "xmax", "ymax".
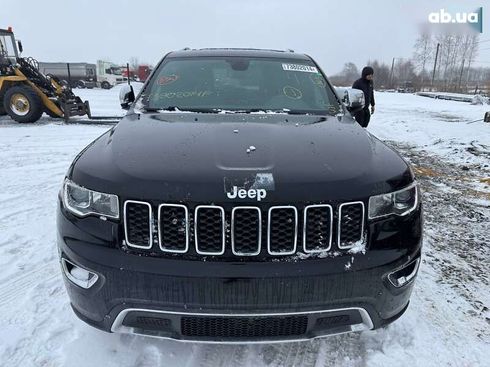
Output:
[
  {"xmin": 368, "ymin": 183, "xmax": 418, "ymax": 219},
  {"xmin": 63, "ymin": 179, "xmax": 119, "ymax": 219}
]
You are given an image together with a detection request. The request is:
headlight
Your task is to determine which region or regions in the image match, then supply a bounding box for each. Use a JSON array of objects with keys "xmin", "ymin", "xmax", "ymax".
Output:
[
  {"xmin": 63, "ymin": 179, "xmax": 119, "ymax": 219},
  {"xmin": 368, "ymin": 183, "xmax": 419, "ymax": 219}
]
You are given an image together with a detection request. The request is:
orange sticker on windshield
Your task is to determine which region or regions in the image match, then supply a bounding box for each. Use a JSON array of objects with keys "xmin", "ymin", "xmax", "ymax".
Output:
[{"xmin": 158, "ymin": 75, "xmax": 179, "ymax": 85}]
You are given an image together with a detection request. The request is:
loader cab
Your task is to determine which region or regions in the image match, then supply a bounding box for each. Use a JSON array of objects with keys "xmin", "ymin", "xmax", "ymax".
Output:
[{"xmin": 0, "ymin": 28, "xmax": 19, "ymax": 67}]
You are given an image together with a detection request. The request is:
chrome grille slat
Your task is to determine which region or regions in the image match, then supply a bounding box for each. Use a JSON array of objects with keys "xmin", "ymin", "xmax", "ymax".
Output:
[
  {"xmin": 124, "ymin": 200, "xmax": 153, "ymax": 249},
  {"xmin": 158, "ymin": 204, "xmax": 189, "ymax": 253},
  {"xmin": 194, "ymin": 205, "xmax": 226, "ymax": 255},
  {"xmin": 303, "ymin": 204, "xmax": 333, "ymax": 253},
  {"xmin": 267, "ymin": 206, "xmax": 298, "ymax": 256},
  {"xmin": 231, "ymin": 207, "xmax": 262, "ymax": 256},
  {"xmin": 338, "ymin": 202, "xmax": 365, "ymax": 249}
]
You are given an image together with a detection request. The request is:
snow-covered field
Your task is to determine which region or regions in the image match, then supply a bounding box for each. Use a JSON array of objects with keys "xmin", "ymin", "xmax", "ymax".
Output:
[{"xmin": 0, "ymin": 89, "xmax": 489, "ymax": 366}]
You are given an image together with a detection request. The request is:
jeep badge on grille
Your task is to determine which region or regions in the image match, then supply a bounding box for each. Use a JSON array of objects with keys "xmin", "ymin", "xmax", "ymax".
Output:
[{"xmin": 226, "ymin": 186, "xmax": 267, "ymax": 201}]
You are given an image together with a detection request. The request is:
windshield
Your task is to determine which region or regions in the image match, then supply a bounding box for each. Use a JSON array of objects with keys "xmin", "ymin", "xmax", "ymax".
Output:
[
  {"xmin": 111, "ymin": 67, "xmax": 122, "ymax": 75},
  {"xmin": 0, "ymin": 34, "xmax": 18, "ymax": 59},
  {"xmin": 136, "ymin": 56, "xmax": 341, "ymax": 115}
]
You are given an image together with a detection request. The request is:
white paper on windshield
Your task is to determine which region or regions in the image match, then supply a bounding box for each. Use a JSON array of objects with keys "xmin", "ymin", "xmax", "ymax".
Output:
[{"xmin": 282, "ymin": 63, "xmax": 318, "ymax": 73}]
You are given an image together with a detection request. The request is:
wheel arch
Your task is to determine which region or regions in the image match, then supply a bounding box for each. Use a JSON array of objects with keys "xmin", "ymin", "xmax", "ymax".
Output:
[{"xmin": 0, "ymin": 76, "xmax": 28, "ymax": 96}]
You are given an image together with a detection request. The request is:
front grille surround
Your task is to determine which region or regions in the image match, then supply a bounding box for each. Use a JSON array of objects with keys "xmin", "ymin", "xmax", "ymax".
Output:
[
  {"xmin": 231, "ymin": 206, "xmax": 262, "ymax": 256},
  {"xmin": 124, "ymin": 200, "xmax": 153, "ymax": 249},
  {"xmin": 158, "ymin": 203, "xmax": 189, "ymax": 253},
  {"xmin": 194, "ymin": 205, "xmax": 226, "ymax": 255},
  {"xmin": 303, "ymin": 204, "xmax": 333, "ymax": 253},
  {"xmin": 122, "ymin": 200, "xmax": 366, "ymax": 257},
  {"xmin": 267, "ymin": 206, "xmax": 298, "ymax": 256},
  {"xmin": 338, "ymin": 201, "xmax": 365, "ymax": 249}
]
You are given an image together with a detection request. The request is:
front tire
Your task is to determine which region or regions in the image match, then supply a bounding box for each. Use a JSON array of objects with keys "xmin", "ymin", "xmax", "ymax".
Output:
[
  {"xmin": 101, "ymin": 81, "xmax": 111, "ymax": 89},
  {"xmin": 3, "ymin": 85, "xmax": 44, "ymax": 123}
]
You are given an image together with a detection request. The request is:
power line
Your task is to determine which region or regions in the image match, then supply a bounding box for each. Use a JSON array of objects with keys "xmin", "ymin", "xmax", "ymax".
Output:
[{"xmin": 474, "ymin": 38, "xmax": 490, "ymax": 44}]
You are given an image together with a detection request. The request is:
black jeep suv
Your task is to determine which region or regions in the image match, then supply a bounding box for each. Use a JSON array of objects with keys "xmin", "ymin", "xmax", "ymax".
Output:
[{"xmin": 57, "ymin": 48, "xmax": 422, "ymax": 343}]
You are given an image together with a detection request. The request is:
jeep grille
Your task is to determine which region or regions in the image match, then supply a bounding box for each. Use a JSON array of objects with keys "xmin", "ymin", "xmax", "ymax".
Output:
[{"xmin": 123, "ymin": 201, "xmax": 365, "ymax": 257}]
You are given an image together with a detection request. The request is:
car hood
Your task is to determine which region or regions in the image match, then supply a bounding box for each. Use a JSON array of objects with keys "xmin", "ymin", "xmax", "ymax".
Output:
[{"xmin": 70, "ymin": 112, "xmax": 413, "ymax": 203}]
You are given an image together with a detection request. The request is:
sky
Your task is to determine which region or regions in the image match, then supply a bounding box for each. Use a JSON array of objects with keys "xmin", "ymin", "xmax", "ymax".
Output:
[{"xmin": 1, "ymin": 0, "xmax": 489, "ymax": 74}]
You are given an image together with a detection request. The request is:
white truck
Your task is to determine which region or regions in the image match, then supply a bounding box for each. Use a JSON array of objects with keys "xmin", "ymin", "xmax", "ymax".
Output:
[{"xmin": 96, "ymin": 60, "xmax": 127, "ymax": 89}]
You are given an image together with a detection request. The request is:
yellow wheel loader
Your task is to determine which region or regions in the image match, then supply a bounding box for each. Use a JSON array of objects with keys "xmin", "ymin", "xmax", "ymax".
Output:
[{"xmin": 0, "ymin": 27, "xmax": 90, "ymax": 123}]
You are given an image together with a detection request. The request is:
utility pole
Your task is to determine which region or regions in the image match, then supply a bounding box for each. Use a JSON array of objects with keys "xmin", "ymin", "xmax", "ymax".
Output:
[
  {"xmin": 389, "ymin": 57, "xmax": 395, "ymax": 89},
  {"xmin": 465, "ymin": 44, "xmax": 475, "ymax": 90},
  {"xmin": 431, "ymin": 43, "xmax": 440, "ymax": 91},
  {"xmin": 67, "ymin": 63, "xmax": 72, "ymax": 88},
  {"xmin": 458, "ymin": 59, "xmax": 465, "ymax": 92}
]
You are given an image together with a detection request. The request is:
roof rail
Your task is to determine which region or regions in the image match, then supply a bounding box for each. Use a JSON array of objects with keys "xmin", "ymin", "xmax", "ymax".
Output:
[{"xmin": 196, "ymin": 47, "xmax": 294, "ymax": 53}]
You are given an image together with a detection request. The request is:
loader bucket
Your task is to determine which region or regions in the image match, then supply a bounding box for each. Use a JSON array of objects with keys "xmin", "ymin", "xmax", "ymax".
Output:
[{"xmin": 62, "ymin": 97, "xmax": 91, "ymax": 122}]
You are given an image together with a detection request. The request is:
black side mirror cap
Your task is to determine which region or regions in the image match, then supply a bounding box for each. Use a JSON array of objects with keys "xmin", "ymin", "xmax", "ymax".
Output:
[
  {"xmin": 119, "ymin": 84, "xmax": 135, "ymax": 110},
  {"xmin": 484, "ymin": 111, "xmax": 490, "ymax": 123}
]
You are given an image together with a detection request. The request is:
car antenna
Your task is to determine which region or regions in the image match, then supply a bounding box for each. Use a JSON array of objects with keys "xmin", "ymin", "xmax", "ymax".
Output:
[{"xmin": 126, "ymin": 63, "xmax": 131, "ymax": 86}]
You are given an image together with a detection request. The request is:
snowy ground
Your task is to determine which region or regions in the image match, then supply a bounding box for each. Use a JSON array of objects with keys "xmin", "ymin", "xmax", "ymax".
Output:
[{"xmin": 0, "ymin": 90, "xmax": 489, "ymax": 366}]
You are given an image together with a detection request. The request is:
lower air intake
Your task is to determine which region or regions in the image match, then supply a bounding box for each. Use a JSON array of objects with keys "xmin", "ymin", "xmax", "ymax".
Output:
[{"xmin": 181, "ymin": 315, "xmax": 308, "ymax": 338}]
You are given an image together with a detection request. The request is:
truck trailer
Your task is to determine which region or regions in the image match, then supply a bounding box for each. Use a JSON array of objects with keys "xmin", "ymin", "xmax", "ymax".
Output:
[{"xmin": 37, "ymin": 62, "xmax": 96, "ymax": 89}]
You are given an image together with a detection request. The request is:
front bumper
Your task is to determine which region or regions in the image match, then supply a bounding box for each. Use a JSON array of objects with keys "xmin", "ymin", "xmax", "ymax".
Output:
[{"xmin": 57, "ymin": 203, "xmax": 422, "ymax": 343}]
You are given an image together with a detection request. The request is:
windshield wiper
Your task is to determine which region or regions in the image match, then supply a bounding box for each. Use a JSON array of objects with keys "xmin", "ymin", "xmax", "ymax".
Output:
[
  {"xmin": 142, "ymin": 107, "xmax": 164, "ymax": 112},
  {"xmin": 266, "ymin": 109, "xmax": 316, "ymax": 115},
  {"xmin": 181, "ymin": 107, "xmax": 221, "ymax": 113},
  {"xmin": 145, "ymin": 106, "xmax": 221, "ymax": 113},
  {"xmin": 141, "ymin": 106, "xmax": 334, "ymax": 116}
]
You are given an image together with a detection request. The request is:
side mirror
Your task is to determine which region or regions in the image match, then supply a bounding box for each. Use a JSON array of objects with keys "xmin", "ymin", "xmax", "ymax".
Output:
[
  {"xmin": 338, "ymin": 88, "xmax": 365, "ymax": 113},
  {"xmin": 119, "ymin": 84, "xmax": 135, "ymax": 110},
  {"xmin": 17, "ymin": 40, "xmax": 23, "ymax": 53}
]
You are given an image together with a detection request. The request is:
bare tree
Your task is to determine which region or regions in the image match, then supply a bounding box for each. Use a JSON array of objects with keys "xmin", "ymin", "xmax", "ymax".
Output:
[
  {"xmin": 129, "ymin": 56, "xmax": 139, "ymax": 71},
  {"xmin": 413, "ymin": 33, "xmax": 433, "ymax": 89},
  {"xmin": 410, "ymin": 31, "xmax": 488, "ymax": 93},
  {"xmin": 396, "ymin": 60, "xmax": 417, "ymax": 83},
  {"xmin": 369, "ymin": 60, "xmax": 391, "ymax": 89},
  {"xmin": 464, "ymin": 35, "xmax": 480, "ymax": 91},
  {"xmin": 330, "ymin": 62, "xmax": 359, "ymax": 86},
  {"xmin": 342, "ymin": 62, "xmax": 359, "ymax": 82}
]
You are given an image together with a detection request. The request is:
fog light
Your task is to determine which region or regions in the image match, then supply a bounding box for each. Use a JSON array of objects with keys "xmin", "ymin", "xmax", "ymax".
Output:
[
  {"xmin": 61, "ymin": 258, "xmax": 98, "ymax": 289},
  {"xmin": 388, "ymin": 258, "xmax": 420, "ymax": 287}
]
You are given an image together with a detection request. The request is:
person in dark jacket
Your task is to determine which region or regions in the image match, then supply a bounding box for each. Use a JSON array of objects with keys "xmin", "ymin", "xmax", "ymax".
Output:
[{"xmin": 352, "ymin": 66, "xmax": 375, "ymax": 128}]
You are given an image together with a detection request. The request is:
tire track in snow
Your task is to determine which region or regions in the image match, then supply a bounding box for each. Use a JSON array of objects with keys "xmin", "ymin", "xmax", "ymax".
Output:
[{"xmin": 0, "ymin": 262, "xmax": 59, "ymax": 309}]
